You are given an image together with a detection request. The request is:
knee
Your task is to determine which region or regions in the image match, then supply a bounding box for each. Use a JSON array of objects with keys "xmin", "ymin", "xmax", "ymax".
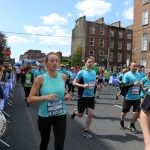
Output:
[{"xmin": 88, "ymin": 113, "xmax": 94, "ymax": 118}]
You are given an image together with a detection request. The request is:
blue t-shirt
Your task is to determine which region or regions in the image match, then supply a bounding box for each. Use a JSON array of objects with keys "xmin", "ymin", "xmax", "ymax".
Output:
[
  {"xmin": 68, "ymin": 72, "xmax": 76, "ymax": 84},
  {"xmin": 137, "ymin": 71, "xmax": 146, "ymax": 80},
  {"xmin": 31, "ymin": 69, "xmax": 37, "ymax": 74},
  {"xmin": 34, "ymin": 69, "xmax": 45, "ymax": 77},
  {"xmin": 122, "ymin": 71, "xmax": 141, "ymax": 100},
  {"xmin": 117, "ymin": 73, "xmax": 123, "ymax": 81},
  {"xmin": 5, "ymin": 72, "xmax": 10, "ymax": 79},
  {"xmin": 76, "ymin": 70, "xmax": 96, "ymax": 97},
  {"xmin": 57, "ymin": 68, "xmax": 68, "ymax": 76},
  {"xmin": 140, "ymin": 77, "xmax": 150, "ymax": 98}
]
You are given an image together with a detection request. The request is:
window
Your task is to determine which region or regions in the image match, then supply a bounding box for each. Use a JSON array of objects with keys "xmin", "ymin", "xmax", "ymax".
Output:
[
  {"xmin": 89, "ymin": 50, "xmax": 94, "ymax": 56},
  {"xmin": 143, "ymin": 0, "xmax": 149, "ymax": 4},
  {"xmin": 141, "ymin": 59, "xmax": 146, "ymax": 67},
  {"xmin": 110, "ymin": 30, "xmax": 114, "ymax": 37},
  {"xmin": 90, "ymin": 27, "xmax": 95, "ymax": 34},
  {"xmin": 110, "ymin": 41, "xmax": 114, "ymax": 48},
  {"xmin": 143, "ymin": 10, "xmax": 148, "ymax": 25},
  {"xmin": 90, "ymin": 38, "xmax": 94, "ymax": 46},
  {"xmin": 99, "ymin": 51, "xmax": 104, "ymax": 61},
  {"xmin": 142, "ymin": 33, "xmax": 148, "ymax": 51},
  {"xmin": 109, "ymin": 52, "xmax": 113, "ymax": 62},
  {"xmin": 127, "ymin": 34, "xmax": 132, "ymax": 39},
  {"xmin": 99, "ymin": 39, "xmax": 104, "ymax": 47},
  {"xmin": 118, "ymin": 41, "xmax": 122, "ymax": 49},
  {"xmin": 100, "ymin": 28, "xmax": 105, "ymax": 35},
  {"xmin": 126, "ymin": 54, "xmax": 130, "ymax": 62},
  {"xmin": 118, "ymin": 53, "xmax": 122, "ymax": 62},
  {"xmin": 127, "ymin": 43, "xmax": 131, "ymax": 50},
  {"xmin": 118, "ymin": 32, "xmax": 123, "ymax": 38}
]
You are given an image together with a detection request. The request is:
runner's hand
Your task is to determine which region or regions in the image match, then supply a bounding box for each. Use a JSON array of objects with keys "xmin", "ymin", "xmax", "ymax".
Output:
[
  {"xmin": 84, "ymin": 84, "xmax": 89, "ymax": 88},
  {"xmin": 64, "ymin": 93, "xmax": 71, "ymax": 101},
  {"xmin": 45, "ymin": 94, "xmax": 58, "ymax": 100},
  {"xmin": 134, "ymin": 81, "xmax": 138, "ymax": 86}
]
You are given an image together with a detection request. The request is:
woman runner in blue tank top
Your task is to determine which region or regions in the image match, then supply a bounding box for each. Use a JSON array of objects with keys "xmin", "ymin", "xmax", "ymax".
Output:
[{"xmin": 28, "ymin": 52, "xmax": 71, "ymax": 150}]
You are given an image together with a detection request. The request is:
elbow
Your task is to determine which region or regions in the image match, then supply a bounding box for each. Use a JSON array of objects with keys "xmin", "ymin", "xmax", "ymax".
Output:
[{"xmin": 27, "ymin": 96, "xmax": 33, "ymax": 103}]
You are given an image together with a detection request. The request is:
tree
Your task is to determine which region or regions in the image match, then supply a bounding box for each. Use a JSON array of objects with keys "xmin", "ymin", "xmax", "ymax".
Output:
[
  {"xmin": 70, "ymin": 46, "xmax": 82, "ymax": 67},
  {"xmin": 0, "ymin": 32, "xmax": 7, "ymax": 59}
]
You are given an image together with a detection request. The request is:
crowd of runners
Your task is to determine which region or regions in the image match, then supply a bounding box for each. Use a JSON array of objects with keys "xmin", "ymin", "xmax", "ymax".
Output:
[{"xmin": 11, "ymin": 53, "xmax": 150, "ymax": 150}]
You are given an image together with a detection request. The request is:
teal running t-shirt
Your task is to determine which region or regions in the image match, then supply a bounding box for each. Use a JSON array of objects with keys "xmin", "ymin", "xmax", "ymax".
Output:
[{"xmin": 39, "ymin": 72, "xmax": 66, "ymax": 117}]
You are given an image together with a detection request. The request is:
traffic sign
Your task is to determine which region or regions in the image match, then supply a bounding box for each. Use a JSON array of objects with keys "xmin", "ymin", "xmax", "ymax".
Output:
[{"xmin": 3, "ymin": 48, "xmax": 11, "ymax": 57}]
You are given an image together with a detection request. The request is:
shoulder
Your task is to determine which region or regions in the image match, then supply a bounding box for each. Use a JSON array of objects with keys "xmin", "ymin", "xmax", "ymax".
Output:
[{"xmin": 34, "ymin": 75, "xmax": 43, "ymax": 85}]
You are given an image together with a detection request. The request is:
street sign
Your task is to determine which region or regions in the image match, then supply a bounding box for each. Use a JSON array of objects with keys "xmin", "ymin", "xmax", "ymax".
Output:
[{"xmin": 3, "ymin": 48, "xmax": 11, "ymax": 57}]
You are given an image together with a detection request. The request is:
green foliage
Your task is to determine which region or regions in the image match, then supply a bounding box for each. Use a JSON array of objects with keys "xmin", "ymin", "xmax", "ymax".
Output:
[
  {"xmin": 0, "ymin": 32, "xmax": 7, "ymax": 59},
  {"xmin": 70, "ymin": 46, "xmax": 82, "ymax": 67}
]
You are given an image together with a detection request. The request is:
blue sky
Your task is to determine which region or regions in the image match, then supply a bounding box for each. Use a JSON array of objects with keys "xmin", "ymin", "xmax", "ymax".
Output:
[{"xmin": 0, "ymin": 0, "xmax": 134, "ymax": 62}]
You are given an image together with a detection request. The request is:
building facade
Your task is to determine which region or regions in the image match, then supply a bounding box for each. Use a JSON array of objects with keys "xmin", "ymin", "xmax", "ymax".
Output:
[
  {"xmin": 20, "ymin": 50, "xmax": 46, "ymax": 66},
  {"xmin": 132, "ymin": 0, "xmax": 150, "ymax": 67},
  {"xmin": 71, "ymin": 16, "xmax": 133, "ymax": 71}
]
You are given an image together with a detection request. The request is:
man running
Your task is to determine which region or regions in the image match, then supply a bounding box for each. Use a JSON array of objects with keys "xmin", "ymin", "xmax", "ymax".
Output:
[
  {"xmin": 120, "ymin": 61, "xmax": 141, "ymax": 134},
  {"xmin": 71, "ymin": 56, "xmax": 99, "ymax": 139}
]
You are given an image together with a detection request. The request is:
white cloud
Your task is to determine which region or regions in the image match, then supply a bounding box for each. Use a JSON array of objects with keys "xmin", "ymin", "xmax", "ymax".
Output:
[
  {"xmin": 67, "ymin": 13, "xmax": 73, "ymax": 17},
  {"xmin": 40, "ymin": 13, "xmax": 68, "ymax": 25},
  {"xmin": 122, "ymin": 7, "xmax": 133, "ymax": 20},
  {"xmin": 115, "ymin": 12, "xmax": 119, "ymax": 16},
  {"xmin": 124, "ymin": 1, "xmax": 130, "ymax": 5},
  {"xmin": 24, "ymin": 26, "xmax": 53, "ymax": 35},
  {"xmin": 75, "ymin": 0, "xmax": 112, "ymax": 17},
  {"xmin": 8, "ymin": 36, "xmax": 29, "ymax": 44}
]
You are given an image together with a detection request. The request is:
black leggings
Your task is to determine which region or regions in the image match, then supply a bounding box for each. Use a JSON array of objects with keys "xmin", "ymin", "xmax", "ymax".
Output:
[
  {"xmin": 17, "ymin": 73, "xmax": 20, "ymax": 80},
  {"xmin": 68, "ymin": 83, "xmax": 75, "ymax": 93},
  {"xmin": 38, "ymin": 115, "xmax": 66, "ymax": 150},
  {"xmin": 23, "ymin": 87, "xmax": 31, "ymax": 97}
]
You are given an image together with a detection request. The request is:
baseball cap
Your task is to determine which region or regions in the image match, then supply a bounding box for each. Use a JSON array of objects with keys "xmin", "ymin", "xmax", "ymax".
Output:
[
  {"xmin": 60, "ymin": 64, "xmax": 64, "ymax": 67},
  {"xmin": 71, "ymin": 67, "xmax": 75, "ymax": 70}
]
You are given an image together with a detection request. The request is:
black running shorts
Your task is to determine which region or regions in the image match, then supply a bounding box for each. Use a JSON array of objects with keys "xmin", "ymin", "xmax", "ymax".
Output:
[
  {"xmin": 77, "ymin": 97, "xmax": 95, "ymax": 113},
  {"xmin": 122, "ymin": 99, "xmax": 140, "ymax": 113}
]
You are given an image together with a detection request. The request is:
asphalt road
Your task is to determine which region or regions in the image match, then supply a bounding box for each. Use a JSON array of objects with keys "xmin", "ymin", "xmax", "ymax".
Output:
[{"xmin": 0, "ymin": 83, "xmax": 144, "ymax": 150}]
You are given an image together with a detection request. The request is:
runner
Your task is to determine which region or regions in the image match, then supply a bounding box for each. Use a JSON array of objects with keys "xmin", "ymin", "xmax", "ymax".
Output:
[
  {"xmin": 71, "ymin": 56, "xmax": 99, "ymax": 139},
  {"xmin": 34, "ymin": 65, "xmax": 45, "ymax": 79},
  {"xmin": 120, "ymin": 61, "xmax": 141, "ymax": 134},
  {"xmin": 21, "ymin": 66, "xmax": 33, "ymax": 107},
  {"xmin": 68, "ymin": 67, "xmax": 76, "ymax": 100},
  {"xmin": 28, "ymin": 52, "xmax": 71, "ymax": 150},
  {"xmin": 137, "ymin": 64, "xmax": 146, "ymax": 79},
  {"xmin": 116, "ymin": 68, "xmax": 128, "ymax": 100},
  {"xmin": 104, "ymin": 68, "xmax": 111, "ymax": 90}
]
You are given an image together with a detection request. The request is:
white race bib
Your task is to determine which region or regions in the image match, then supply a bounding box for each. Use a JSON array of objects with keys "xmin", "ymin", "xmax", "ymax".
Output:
[
  {"xmin": 147, "ymin": 84, "xmax": 150, "ymax": 89},
  {"xmin": 47, "ymin": 100, "xmax": 63, "ymax": 116},
  {"xmin": 25, "ymin": 79, "xmax": 31, "ymax": 84},
  {"xmin": 132, "ymin": 86, "xmax": 140, "ymax": 95},
  {"xmin": 88, "ymin": 81, "xmax": 96, "ymax": 90},
  {"xmin": 69, "ymin": 76, "xmax": 75, "ymax": 84}
]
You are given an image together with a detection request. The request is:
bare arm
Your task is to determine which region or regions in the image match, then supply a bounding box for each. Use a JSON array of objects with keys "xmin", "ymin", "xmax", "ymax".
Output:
[{"xmin": 73, "ymin": 79, "xmax": 87, "ymax": 88}]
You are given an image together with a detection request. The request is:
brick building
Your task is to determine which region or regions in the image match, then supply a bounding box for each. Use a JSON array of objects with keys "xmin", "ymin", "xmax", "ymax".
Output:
[
  {"xmin": 20, "ymin": 50, "xmax": 46, "ymax": 66},
  {"xmin": 132, "ymin": 0, "xmax": 150, "ymax": 67},
  {"xmin": 71, "ymin": 16, "xmax": 133, "ymax": 71}
]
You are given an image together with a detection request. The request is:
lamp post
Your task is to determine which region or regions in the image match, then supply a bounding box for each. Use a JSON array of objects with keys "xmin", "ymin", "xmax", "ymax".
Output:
[{"xmin": 49, "ymin": 46, "xmax": 51, "ymax": 53}]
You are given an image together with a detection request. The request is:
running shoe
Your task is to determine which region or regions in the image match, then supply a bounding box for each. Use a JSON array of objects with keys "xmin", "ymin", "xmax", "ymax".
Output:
[
  {"xmin": 120, "ymin": 120, "xmax": 125, "ymax": 130},
  {"xmin": 71, "ymin": 109, "xmax": 77, "ymax": 119},
  {"xmin": 128, "ymin": 123, "xmax": 138, "ymax": 134},
  {"xmin": 26, "ymin": 102, "xmax": 30, "ymax": 107},
  {"xmin": 96, "ymin": 95, "xmax": 99, "ymax": 98},
  {"xmin": 115, "ymin": 95, "xmax": 118, "ymax": 100},
  {"xmin": 84, "ymin": 109, "xmax": 88, "ymax": 117},
  {"xmin": 83, "ymin": 130, "xmax": 92, "ymax": 139}
]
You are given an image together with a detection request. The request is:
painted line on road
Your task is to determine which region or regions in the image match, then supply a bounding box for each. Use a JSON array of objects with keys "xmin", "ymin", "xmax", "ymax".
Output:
[{"xmin": 114, "ymin": 104, "xmax": 134, "ymax": 113}]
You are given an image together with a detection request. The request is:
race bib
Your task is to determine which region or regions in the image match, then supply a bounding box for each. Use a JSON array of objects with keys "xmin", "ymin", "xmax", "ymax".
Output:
[
  {"xmin": 47, "ymin": 100, "xmax": 63, "ymax": 117},
  {"xmin": 25, "ymin": 79, "xmax": 31, "ymax": 84},
  {"xmin": 89, "ymin": 81, "xmax": 96, "ymax": 90},
  {"xmin": 132, "ymin": 86, "xmax": 140, "ymax": 94},
  {"xmin": 147, "ymin": 84, "xmax": 150, "ymax": 89}
]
